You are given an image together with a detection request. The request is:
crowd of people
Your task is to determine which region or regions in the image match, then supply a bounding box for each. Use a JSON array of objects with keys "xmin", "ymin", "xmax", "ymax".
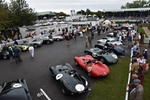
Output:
[{"xmin": 126, "ymin": 26, "xmax": 149, "ymax": 100}]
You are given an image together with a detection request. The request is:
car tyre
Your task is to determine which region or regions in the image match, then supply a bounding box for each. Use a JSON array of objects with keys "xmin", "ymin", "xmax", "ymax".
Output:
[
  {"xmin": 34, "ymin": 44, "xmax": 38, "ymax": 48},
  {"xmin": 109, "ymin": 50, "xmax": 114, "ymax": 53},
  {"xmin": 88, "ymin": 72, "xmax": 92, "ymax": 77},
  {"xmin": 57, "ymin": 38, "xmax": 60, "ymax": 41},
  {"xmin": 75, "ymin": 61, "xmax": 78, "ymax": 66},
  {"xmin": 62, "ymin": 88, "xmax": 67, "ymax": 95},
  {"xmin": 3, "ymin": 56, "xmax": 7, "ymax": 60},
  {"xmin": 47, "ymin": 40, "xmax": 50, "ymax": 44},
  {"xmin": 100, "ymin": 58, "xmax": 105, "ymax": 63},
  {"xmin": 85, "ymin": 52, "xmax": 88, "ymax": 55}
]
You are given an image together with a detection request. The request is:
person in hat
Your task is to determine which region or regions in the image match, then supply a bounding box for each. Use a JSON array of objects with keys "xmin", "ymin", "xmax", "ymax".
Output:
[
  {"xmin": 127, "ymin": 74, "xmax": 138, "ymax": 93},
  {"xmin": 130, "ymin": 79, "xmax": 144, "ymax": 100}
]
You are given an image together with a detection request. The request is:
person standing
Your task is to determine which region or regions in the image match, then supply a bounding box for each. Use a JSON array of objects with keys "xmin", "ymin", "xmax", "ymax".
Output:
[
  {"xmin": 148, "ymin": 36, "xmax": 150, "ymax": 47},
  {"xmin": 13, "ymin": 45, "xmax": 20, "ymax": 63},
  {"xmin": 28, "ymin": 45, "xmax": 34, "ymax": 58},
  {"xmin": 64, "ymin": 33, "xmax": 70, "ymax": 46},
  {"xmin": 85, "ymin": 35, "xmax": 89, "ymax": 48},
  {"xmin": 14, "ymin": 40, "xmax": 19, "ymax": 45},
  {"xmin": 8, "ymin": 46, "xmax": 14, "ymax": 63},
  {"xmin": 130, "ymin": 79, "xmax": 144, "ymax": 100}
]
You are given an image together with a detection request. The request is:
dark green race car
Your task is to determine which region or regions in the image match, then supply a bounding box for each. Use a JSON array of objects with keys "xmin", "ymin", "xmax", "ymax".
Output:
[{"xmin": 84, "ymin": 48, "xmax": 118, "ymax": 64}]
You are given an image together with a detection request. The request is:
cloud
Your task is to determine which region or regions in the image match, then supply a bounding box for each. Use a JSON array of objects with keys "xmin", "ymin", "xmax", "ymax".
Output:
[{"xmin": 5, "ymin": 0, "xmax": 134, "ymax": 14}]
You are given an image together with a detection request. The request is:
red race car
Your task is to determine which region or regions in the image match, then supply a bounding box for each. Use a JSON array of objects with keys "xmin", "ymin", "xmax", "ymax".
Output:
[{"xmin": 74, "ymin": 55, "xmax": 110, "ymax": 77}]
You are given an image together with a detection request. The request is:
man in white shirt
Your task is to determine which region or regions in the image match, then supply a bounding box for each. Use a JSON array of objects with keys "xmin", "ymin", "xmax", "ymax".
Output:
[{"xmin": 28, "ymin": 45, "xmax": 34, "ymax": 58}]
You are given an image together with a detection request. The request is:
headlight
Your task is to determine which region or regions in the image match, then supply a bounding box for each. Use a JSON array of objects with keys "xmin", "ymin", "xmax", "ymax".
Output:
[
  {"xmin": 75, "ymin": 84, "xmax": 85, "ymax": 92},
  {"xmin": 112, "ymin": 54, "xmax": 117, "ymax": 59},
  {"xmin": 92, "ymin": 53, "xmax": 97, "ymax": 57}
]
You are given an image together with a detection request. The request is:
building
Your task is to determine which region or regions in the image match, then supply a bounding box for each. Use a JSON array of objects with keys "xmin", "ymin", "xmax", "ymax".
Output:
[
  {"xmin": 102, "ymin": 7, "xmax": 150, "ymax": 20},
  {"xmin": 37, "ymin": 11, "xmax": 56, "ymax": 20}
]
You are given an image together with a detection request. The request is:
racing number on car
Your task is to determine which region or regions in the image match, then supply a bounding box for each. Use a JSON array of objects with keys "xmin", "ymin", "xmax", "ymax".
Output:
[{"xmin": 87, "ymin": 67, "xmax": 92, "ymax": 72}]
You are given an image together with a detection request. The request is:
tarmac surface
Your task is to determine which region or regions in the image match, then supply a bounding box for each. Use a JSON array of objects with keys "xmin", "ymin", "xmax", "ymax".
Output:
[{"xmin": 0, "ymin": 32, "xmax": 149, "ymax": 100}]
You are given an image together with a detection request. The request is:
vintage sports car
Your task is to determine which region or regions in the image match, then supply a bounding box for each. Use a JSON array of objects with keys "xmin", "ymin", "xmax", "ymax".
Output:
[
  {"xmin": 0, "ymin": 79, "xmax": 32, "ymax": 100},
  {"xmin": 74, "ymin": 55, "xmax": 110, "ymax": 77},
  {"xmin": 84, "ymin": 48, "xmax": 118, "ymax": 64},
  {"xmin": 94, "ymin": 43, "xmax": 125, "ymax": 55},
  {"xmin": 97, "ymin": 37, "xmax": 116, "ymax": 44},
  {"xmin": 15, "ymin": 45, "xmax": 29, "ymax": 51},
  {"xmin": 49, "ymin": 63, "xmax": 89, "ymax": 95},
  {"xmin": 52, "ymin": 35, "xmax": 64, "ymax": 41},
  {"xmin": 0, "ymin": 50, "xmax": 9, "ymax": 59},
  {"xmin": 23, "ymin": 39, "xmax": 43, "ymax": 48},
  {"xmin": 97, "ymin": 37, "xmax": 122, "ymax": 46},
  {"xmin": 42, "ymin": 36, "xmax": 53, "ymax": 44}
]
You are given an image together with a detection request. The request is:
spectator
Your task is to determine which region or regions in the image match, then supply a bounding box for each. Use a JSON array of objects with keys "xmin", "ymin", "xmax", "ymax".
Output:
[
  {"xmin": 142, "ymin": 48, "xmax": 148, "ymax": 60},
  {"xmin": 8, "ymin": 46, "xmax": 14, "ymax": 63},
  {"xmin": 28, "ymin": 44, "xmax": 34, "ymax": 58},
  {"xmin": 13, "ymin": 45, "xmax": 20, "ymax": 64},
  {"xmin": 64, "ymin": 33, "xmax": 70, "ymax": 46},
  {"xmin": 127, "ymin": 74, "xmax": 138, "ymax": 93},
  {"xmin": 128, "ymin": 34, "xmax": 132, "ymax": 47},
  {"xmin": 130, "ymin": 79, "xmax": 144, "ymax": 100},
  {"xmin": 85, "ymin": 35, "xmax": 89, "ymax": 48},
  {"xmin": 131, "ymin": 59, "xmax": 139, "ymax": 74},
  {"xmin": 14, "ymin": 40, "xmax": 19, "ymax": 45},
  {"xmin": 148, "ymin": 36, "xmax": 150, "ymax": 47},
  {"xmin": 132, "ymin": 43, "xmax": 137, "ymax": 55}
]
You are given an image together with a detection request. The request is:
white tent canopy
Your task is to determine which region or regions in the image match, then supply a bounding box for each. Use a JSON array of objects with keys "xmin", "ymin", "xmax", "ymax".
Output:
[{"xmin": 104, "ymin": 20, "xmax": 111, "ymax": 25}]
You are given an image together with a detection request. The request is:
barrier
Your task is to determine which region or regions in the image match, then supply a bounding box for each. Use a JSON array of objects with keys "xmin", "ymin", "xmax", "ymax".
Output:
[{"xmin": 125, "ymin": 48, "xmax": 133, "ymax": 100}]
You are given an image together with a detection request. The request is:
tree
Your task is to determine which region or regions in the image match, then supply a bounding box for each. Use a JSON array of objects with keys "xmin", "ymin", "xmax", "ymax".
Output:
[
  {"xmin": 0, "ymin": 0, "xmax": 12, "ymax": 30},
  {"xmin": 121, "ymin": 0, "xmax": 149, "ymax": 9},
  {"xmin": 9, "ymin": 0, "xmax": 37, "ymax": 27},
  {"xmin": 55, "ymin": 12, "xmax": 69, "ymax": 17},
  {"xmin": 77, "ymin": 9, "xmax": 86, "ymax": 15}
]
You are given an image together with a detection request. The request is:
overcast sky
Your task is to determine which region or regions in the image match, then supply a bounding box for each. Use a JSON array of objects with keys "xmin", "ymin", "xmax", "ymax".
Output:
[{"xmin": 6, "ymin": 0, "xmax": 135, "ymax": 14}]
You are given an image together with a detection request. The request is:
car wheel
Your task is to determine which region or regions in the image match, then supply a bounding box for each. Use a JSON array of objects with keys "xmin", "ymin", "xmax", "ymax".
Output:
[
  {"xmin": 34, "ymin": 44, "xmax": 38, "ymax": 48},
  {"xmin": 85, "ymin": 52, "xmax": 88, "ymax": 55},
  {"xmin": 75, "ymin": 61, "xmax": 78, "ymax": 66},
  {"xmin": 100, "ymin": 58, "xmax": 105, "ymax": 63},
  {"xmin": 47, "ymin": 40, "xmax": 50, "ymax": 44},
  {"xmin": 3, "ymin": 56, "xmax": 7, "ymax": 60},
  {"xmin": 57, "ymin": 38, "xmax": 60, "ymax": 41},
  {"xmin": 62, "ymin": 88, "xmax": 67, "ymax": 95},
  {"xmin": 88, "ymin": 72, "xmax": 92, "ymax": 77},
  {"xmin": 109, "ymin": 50, "xmax": 114, "ymax": 53}
]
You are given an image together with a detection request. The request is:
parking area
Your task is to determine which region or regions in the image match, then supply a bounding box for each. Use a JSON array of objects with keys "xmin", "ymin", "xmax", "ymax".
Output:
[{"xmin": 0, "ymin": 33, "xmax": 139, "ymax": 100}]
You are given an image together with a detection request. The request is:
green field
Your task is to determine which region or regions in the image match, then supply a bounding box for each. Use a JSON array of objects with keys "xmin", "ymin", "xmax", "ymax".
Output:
[{"xmin": 86, "ymin": 57, "xmax": 150, "ymax": 100}]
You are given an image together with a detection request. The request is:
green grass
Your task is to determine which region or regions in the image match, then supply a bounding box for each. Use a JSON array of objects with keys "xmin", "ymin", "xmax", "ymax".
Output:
[
  {"xmin": 138, "ymin": 26, "xmax": 148, "ymax": 38},
  {"xmin": 86, "ymin": 57, "xmax": 150, "ymax": 100},
  {"xmin": 143, "ymin": 58, "xmax": 150, "ymax": 100}
]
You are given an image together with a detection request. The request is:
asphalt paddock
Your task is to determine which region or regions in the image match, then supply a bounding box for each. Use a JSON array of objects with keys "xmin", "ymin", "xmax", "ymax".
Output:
[{"xmin": 1, "ymin": 33, "xmax": 149, "ymax": 100}]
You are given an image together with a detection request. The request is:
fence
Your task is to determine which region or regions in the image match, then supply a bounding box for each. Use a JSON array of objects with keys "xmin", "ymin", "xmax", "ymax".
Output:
[{"xmin": 125, "ymin": 48, "xmax": 133, "ymax": 100}]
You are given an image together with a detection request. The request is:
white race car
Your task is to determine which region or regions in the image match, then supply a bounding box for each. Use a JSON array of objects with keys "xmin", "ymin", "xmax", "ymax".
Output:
[
  {"xmin": 97, "ymin": 37, "xmax": 122, "ymax": 46},
  {"xmin": 97, "ymin": 37, "xmax": 116, "ymax": 44},
  {"xmin": 52, "ymin": 35, "xmax": 64, "ymax": 41}
]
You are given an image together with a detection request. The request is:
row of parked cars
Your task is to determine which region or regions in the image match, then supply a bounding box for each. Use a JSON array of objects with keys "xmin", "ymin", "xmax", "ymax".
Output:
[
  {"xmin": 0, "ymin": 34, "xmax": 64, "ymax": 60},
  {"xmin": 0, "ymin": 30, "xmax": 127, "ymax": 99},
  {"xmin": 49, "ymin": 30, "xmax": 127, "ymax": 95}
]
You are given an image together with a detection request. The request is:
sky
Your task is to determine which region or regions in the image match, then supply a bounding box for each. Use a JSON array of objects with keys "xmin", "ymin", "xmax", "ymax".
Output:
[{"xmin": 5, "ymin": 0, "xmax": 135, "ymax": 14}]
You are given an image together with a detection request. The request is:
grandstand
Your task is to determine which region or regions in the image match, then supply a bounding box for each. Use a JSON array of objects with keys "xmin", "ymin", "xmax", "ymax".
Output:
[{"xmin": 102, "ymin": 7, "xmax": 150, "ymax": 20}]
